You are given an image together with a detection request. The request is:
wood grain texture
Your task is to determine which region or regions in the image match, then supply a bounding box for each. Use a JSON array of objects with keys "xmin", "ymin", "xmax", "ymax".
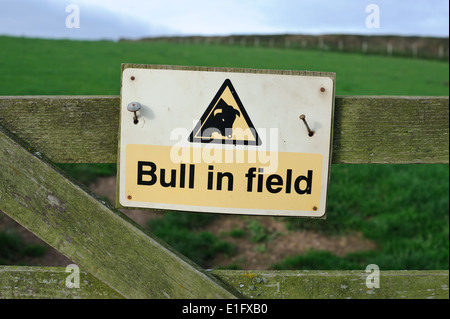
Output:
[
  {"xmin": 0, "ymin": 96, "xmax": 120, "ymax": 163},
  {"xmin": 0, "ymin": 127, "xmax": 240, "ymax": 299},
  {"xmin": 0, "ymin": 266, "xmax": 123, "ymax": 299},
  {"xmin": 212, "ymin": 270, "xmax": 449, "ymax": 299},
  {"xmin": 334, "ymin": 96, "xmax": 449, "ymax": 164},
  {"xmin": 1, "ymin": 95, "xmax": 447, "ymax": 164},
  {"xmin": 1, "ymin": 266, "xmax": 448, "ymax": 299}
]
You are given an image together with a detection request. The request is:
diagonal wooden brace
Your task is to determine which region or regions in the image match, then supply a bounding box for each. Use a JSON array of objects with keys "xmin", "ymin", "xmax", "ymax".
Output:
[{"xmin": 0, "ymin": 126, "xmax": 240, "ymax": 299}]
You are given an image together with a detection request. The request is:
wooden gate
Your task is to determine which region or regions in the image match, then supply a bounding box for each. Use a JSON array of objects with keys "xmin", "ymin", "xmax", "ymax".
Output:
[{"xmin": 0, "ymin": 95, "xmax": 448, "ymax": 299}]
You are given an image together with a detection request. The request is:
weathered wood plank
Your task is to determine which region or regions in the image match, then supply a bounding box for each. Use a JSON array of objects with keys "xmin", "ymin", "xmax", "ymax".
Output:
[
  {"xmin": 212, "ymin": 270, "xmax": 449, "ymax": 299},
  {"xmin": 0, "ymin": 95, "xmax": 448, "ymax": 164},
  {"xmin": 0, "ymin": 127, "xmax": 240, "ymax": 299},
  {"xmin": 334, "ymin": 96, "xmax": 449, "ymax": 164},
  {"xmin": 0, "ymin": 96, "xmax": 120, "ymax": 163},
  {"xmin": 0, "ymin": 266, "xmax": 123, "ymax": 299},
  {"xmin": 1, "ymin": 267, "xmax": 448, "ymax": 299}
]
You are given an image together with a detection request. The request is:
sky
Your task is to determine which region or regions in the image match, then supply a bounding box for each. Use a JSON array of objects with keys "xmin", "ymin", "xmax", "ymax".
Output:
[{"xmin": 0, "ymin": 0, "xmax": 448, "ymax": 40}]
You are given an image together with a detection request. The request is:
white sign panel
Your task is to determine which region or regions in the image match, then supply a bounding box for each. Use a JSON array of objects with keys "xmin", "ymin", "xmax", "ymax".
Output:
[{"xmin": 118, "ymin": 64, "xmax": 335, "ymax": 217}]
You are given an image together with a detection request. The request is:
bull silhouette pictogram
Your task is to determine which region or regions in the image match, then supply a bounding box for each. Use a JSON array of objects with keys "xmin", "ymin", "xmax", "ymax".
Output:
[{"xmin": 201, "ymin": 98, "xmax": 241, "ymax": 139}]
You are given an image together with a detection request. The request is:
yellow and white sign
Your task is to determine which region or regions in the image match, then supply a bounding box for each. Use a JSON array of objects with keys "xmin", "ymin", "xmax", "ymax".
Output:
[{"xmin": 118, "ymin": 64, "xmax": 335, "ymax": 217}]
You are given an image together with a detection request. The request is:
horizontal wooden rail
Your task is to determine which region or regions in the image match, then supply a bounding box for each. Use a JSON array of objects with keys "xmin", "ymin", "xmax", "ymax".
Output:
[
  {"xmin": 0, "ymin": 126, "xmax": 239, "ymax": 299},
  {"xmin": 1, "ymin": 266, "xmax": 448, "ymax": 299},
  {"xmin": 213, "ymin": 270, "xmax": 449, "ymax": 299},
  {"xmin": 0, "ymin": 95, "xmax": 448, "ymax": 164},
  {"xmin": 0, "ymin": 266, "xmax": 123, "ymax": 299}
]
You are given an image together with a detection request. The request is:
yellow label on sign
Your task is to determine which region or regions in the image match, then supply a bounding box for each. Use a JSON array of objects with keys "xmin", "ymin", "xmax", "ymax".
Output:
[{"xmin": 124, "ymin": 144, "xmax": 323, "ymax": 212}]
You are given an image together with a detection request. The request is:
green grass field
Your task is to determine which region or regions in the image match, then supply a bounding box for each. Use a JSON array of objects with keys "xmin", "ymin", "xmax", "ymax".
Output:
[
  {"xmin": 0, "ymin": 36, "xmax": 448, "ymax": 270},
  {"xmin": 0, "ymin": 36, "xmax": 448, "ymax": 96}
]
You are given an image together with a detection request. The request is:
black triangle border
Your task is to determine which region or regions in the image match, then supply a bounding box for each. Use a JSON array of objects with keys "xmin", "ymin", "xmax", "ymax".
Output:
[{"xmin": 188, "ymin": 79, "xmax": 262, "ymax": 146}]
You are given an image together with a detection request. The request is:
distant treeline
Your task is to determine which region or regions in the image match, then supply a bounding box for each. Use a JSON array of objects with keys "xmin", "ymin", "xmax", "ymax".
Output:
[{"xmin": 123, "ymin": 34, "xmax": 449, "ymax": 60}]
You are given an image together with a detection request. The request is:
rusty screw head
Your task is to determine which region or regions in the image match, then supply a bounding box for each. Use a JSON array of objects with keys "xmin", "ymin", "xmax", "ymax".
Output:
[
  {"xmin": 130, "ymin": 76, "xmax": 135, "ymax": 81},
  {"xmin": 320, "ymin": 87, "xmax": 326, "ymax": 93}
]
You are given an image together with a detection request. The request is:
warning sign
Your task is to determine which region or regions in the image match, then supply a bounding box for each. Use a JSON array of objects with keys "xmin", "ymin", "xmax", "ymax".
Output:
[
  {"xmin": 189, "ymin": 79, "xmax": 261, "ymax": 145},
  {"xmin": 118, "ymin": 64, "xmax": 335, "ymax": 218}
]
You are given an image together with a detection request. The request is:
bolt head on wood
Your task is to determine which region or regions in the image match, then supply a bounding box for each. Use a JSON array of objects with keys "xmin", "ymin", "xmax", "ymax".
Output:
[{"xmin": 127, "ymin": 102, "xmax": 141, "ymax": 113}]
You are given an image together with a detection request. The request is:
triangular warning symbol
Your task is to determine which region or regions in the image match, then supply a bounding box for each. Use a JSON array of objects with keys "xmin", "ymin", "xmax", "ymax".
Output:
[{"xmin": 189, "ymin": 79, "xmax": 262, "ymax": 146}]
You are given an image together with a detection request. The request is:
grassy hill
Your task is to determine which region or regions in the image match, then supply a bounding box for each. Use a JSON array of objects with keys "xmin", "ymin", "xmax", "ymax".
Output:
[
  {"xmin": 0, "ymin": 35, "xmax": 448, "ymax": 270},
  {"xmin": 0, "ymin": 35, "xmax": 448, "ymax": 96}
]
